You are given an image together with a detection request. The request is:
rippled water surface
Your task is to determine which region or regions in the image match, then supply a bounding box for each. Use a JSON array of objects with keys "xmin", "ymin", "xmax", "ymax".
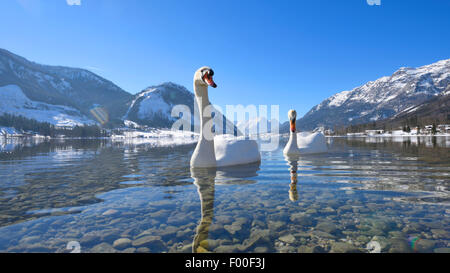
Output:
[{"xmin": 0, "ymin": 136, "xmax": 449, "ymax": 253}]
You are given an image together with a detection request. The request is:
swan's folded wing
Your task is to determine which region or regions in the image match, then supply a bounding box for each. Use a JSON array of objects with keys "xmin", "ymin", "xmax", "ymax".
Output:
[
  {"xmin": 297, "ymin": 132, "xmax": 328, "ymax": 154},
  {"xmin": 214, "ymin": 136, "xmax": 261, "ymax": 167}
]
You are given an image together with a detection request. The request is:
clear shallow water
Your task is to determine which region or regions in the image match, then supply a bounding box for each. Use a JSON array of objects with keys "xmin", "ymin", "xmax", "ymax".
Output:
[{"xmin": 0, "ymin": 137, "xmax": 448, "ymax": 253}]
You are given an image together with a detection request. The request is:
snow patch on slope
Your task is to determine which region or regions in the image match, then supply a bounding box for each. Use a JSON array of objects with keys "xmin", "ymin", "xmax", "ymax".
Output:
[
  {"xmin": 0, "ymin": 85, "xmax": 95, "ymax": 127},
  {"xmin": 328, "ymin": 91, "xmax": 351, "ymax": 107},
  {"xmin": 137, "ymin": 90, "xmax": 171, "ymax": 120},
  {"xmin": 111, "ymin": 129, "xmax": 198, "ymax": 147}
]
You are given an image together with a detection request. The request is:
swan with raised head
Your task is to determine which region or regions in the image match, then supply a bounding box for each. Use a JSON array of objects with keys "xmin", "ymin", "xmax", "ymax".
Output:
[
  {"xmin": 190, "ymin": 66, "xmax": 261, "ymax": 168},
  {"xmin": 283, "ymin": 109, "xmax": 328, "ymax": 155}
]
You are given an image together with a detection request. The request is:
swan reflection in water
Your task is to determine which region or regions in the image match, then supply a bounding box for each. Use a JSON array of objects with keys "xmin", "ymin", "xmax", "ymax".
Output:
[
  {"xmin": 285, "ymin": 154, "xmax": 300, "ymax": 202},
  {"xmin": 191, "ymin": 162, "xmax": 260, "ymax": 253}
]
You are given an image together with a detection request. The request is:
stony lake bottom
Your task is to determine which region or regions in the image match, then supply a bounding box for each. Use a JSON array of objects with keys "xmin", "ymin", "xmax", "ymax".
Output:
[{"xmin": 0, "ymin": 136, "xmax": 448, "ymax": 253}]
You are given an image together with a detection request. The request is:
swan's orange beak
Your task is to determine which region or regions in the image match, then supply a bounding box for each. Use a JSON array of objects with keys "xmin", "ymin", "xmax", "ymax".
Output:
[
  {"xmin": 203, "ymin": 72, "xmax": 217, "ymax": 88},
  {"xmin": 290, "ymin": 119, "xmax": 296, "ymax": 133}
]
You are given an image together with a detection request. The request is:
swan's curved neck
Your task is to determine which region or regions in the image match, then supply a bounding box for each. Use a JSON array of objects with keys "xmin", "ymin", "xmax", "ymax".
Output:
[
  {"xmin": 289, "ymin": 119, "xmax": 298, "ymax": 145},
  {"xmin": 191, "ymin": 83, "xmax": 216, "ymax": 168},
  {"xmin": 283, "ymin": 127, "xmax": 299, "ymax": 156},
  {"xmin": 195, "ymin": 84, "xmax": 211, "ymax": 133},
  {"xmin": 289, "ymin": 130, "xmax": 298, "ymax": 146}
]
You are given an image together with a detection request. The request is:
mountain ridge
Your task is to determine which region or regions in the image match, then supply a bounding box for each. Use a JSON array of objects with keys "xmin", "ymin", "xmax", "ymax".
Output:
[
  {"xmin": 0, "ymin": 48, "xmax": 240, "ymax": 132},
  {"xmin": 0, "ymin": 48, "xmax": 132, "ymax": 126},
  {"xmin": 124, "ymin": 82, "xmax": 239, "ymax": 134},
  {"xmin": 281, "ymin": 58, "xmax": 450, "ymax": 132},
  {"xmin": 2, "ymin": 48, "xmax": 449, "ymax": 134}
]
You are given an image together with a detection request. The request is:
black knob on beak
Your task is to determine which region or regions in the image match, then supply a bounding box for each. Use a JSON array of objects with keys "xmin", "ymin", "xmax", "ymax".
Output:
[{"xmin": 208, "ymin": 69, "xmax": 214, "ymax": 76}]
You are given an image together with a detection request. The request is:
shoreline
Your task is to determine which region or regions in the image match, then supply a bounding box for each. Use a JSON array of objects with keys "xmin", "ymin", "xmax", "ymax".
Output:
[
  {"xmin": 330, "ymin": 134, "xmax": 450, "ymax": 138},
  {"xmin": 1, "ymin": 133, "xmax": 450, "ymax": 141}
]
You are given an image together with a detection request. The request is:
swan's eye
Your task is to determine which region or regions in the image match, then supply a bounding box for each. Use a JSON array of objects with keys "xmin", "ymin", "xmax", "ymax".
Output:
[{"xmin": 201, "ymin": 70, "xmax": 217, "ymax": 88}]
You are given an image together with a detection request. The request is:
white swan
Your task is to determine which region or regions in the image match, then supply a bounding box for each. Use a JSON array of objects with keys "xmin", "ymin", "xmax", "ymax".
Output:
[
  {"xmin": 190, "ymin": 66, "xmax": 261, "ymax": 168},
  {"xmin": 283, "ymin": 110, "xmax": 328, "ymax": 155}
]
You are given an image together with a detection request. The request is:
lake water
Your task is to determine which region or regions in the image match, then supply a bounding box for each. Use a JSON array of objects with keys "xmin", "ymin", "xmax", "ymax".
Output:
[{"xmin": 0, "ymin": 136, "xmax": 449, "ymax": 253}]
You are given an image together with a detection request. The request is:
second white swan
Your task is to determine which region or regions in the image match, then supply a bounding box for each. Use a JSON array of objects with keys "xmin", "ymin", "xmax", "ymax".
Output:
[{"xmin": 283, "ymin": 109, "xmax": 328, "ymax": 155}]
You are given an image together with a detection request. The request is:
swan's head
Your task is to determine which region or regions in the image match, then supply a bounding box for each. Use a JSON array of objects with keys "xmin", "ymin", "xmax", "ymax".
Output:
[
  {"xmin": 194, "ymin": 66, "xmax": 217, "ymax": 88},
  {"xmin": 288, "ymin": 110, "xmax": 297, "ymax": 121},
  {"xmin": 288, "ymin": 110, "xmax": 297, "ymax": 132}
]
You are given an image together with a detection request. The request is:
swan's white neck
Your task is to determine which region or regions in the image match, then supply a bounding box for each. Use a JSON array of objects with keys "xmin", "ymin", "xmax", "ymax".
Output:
[
  {"xmin": 195, "ymin": 84, "xmax": 212, "ymax": 131},
  {"xmin": 288, "ymin": 130, "xmax": 298, "ymax": 149},
  {"xmin": 283, "ymin": 130, "xmax": 300, "ymax": 155},
  {"xmin": 191, "ymin": 83, "xmax": 216, "ymax": 168},
  {"xmin": 288, "ymin": 131, "xmax": 298, "ymax": 145}
]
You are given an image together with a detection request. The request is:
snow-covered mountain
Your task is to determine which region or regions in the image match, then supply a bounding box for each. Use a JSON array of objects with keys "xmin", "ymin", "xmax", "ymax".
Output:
[
  {"xmin": 0, "ymin": 48, "xmax": 132, "ymax": 126},
  {"xmin": 124, "ymin": 82, "xmax": 238, "ymax": 133},
  {"xmin": 124, "ymin": 82, "xmax": 194, "ymax": 128},
  {"xmin": 289, "ymin": 59, "xmax": 450, "ymax": 131},
  {"xmin": 0, "ymin": 49, "xmax": 239, "ymax": 131}
]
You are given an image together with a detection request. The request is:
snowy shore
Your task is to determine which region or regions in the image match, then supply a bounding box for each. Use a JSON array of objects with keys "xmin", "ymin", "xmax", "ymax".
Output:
[{"xmin": 343, "ymin": 132, "xmax": 450, "ymax": 137}]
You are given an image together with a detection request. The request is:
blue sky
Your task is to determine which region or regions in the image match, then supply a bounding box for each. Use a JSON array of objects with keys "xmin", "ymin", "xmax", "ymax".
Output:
[{"xmin": 1, "ymin": 0, "xmax": 449, "ymax": 122}]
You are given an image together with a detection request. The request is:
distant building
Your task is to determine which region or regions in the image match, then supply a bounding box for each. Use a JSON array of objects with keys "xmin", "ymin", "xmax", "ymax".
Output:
[
  {"xmin": 365, "ymin": 129, "xmax": 384, "ymax": 135},
  {"xmin": 347, "ymin": 132, "xmax": 365, "ymax": 137},
  {"xmin": 54, "ymin": 125, "xmax": 74, "ymax": 130},
  {"xmin": 437, "ymin": 124, "xmax": 450, "ymax": 133},
  {"xmin": 423, "ymin": 125, "xmax": 434, "ymax": 134},
  {"xmin": 410, "ymin": 128, "xmax": 419, "ymax": 135},
  {"xmin": 22, "ymin": 131, "xmax": 35, "ymax": 137}
]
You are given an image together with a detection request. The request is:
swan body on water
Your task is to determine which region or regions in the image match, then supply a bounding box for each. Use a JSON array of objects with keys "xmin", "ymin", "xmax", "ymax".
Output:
[
  {"xmin": 283, "ymin": 110, "xmax": 328, "ymax": 156},
  {"xmin": 190, "ymin": 67, "xmax": 261, "ymax": 168},
  {"xmin": 214, "ymin": 135, "xmax": 260, "ymax": 167},
  {"xmin": 297, "ymin": 131, "xmax": 328, "ymax": 154}
]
